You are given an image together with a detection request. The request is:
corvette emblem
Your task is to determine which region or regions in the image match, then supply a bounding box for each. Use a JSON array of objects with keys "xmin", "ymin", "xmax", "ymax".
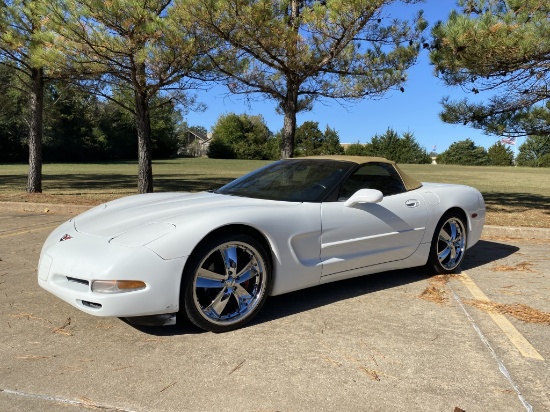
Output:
[{"xmin": 60, "ymin": 234, "xmax": 73, "ymax": 242}]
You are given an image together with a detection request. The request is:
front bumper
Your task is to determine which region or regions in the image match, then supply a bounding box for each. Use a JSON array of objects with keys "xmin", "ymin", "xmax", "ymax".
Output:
[{"xmin": 38, "ymin": 223, "xmax": 187, "ymax": 318}]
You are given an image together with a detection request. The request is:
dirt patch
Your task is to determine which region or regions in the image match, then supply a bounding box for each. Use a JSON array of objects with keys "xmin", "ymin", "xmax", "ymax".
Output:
[
  {"xmin": 492, "ymin": 261, "xmax": 535, "ymax": 272},
  {"xmin": 0, "ymin": 192, "xmax": 117, "ymax": 206},
  {"xmin": 419, "ymin": 275, "xmax": 453, "ymax": 304},
  {"xmin": 497, "ymin": 285, "xmax": 524, "ymax": 297},
  {"xmin": 485, "ymin": 206, "xmax": 550, "ymax": 228},
  {"xmin": 465, "ymin": 300, "xmax": 550, "ymax": 325}
]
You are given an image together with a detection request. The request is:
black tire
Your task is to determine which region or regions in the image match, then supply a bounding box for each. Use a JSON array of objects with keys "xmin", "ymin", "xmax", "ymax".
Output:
[
  {"xmin": 427, "ymin": 213, "xmax": 467, "ymax": 274},
  {"xmin": 181, "ymin": 233, "xmax": 271, "ymax": 332}
]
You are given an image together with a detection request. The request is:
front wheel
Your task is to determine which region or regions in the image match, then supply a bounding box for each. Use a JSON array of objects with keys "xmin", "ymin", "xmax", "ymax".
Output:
[
  {"xmin": 427, "ymin": 213, "xmax": 467, "ymax": 274},
  {"xmin": 181, "ymin": 234, "xmax": 271, "ymax": 332}
]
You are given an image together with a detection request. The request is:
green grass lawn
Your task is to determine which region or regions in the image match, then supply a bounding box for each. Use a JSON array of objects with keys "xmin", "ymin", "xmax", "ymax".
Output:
[
  {"xmin": 401, "ymin": 163, "xmax": 550, "ymax": 199},
  {"xmin": 1, "ymin": 158, "xmax": 549, "ymax": 227},
  {"xmin": 0, "ymin": 158, "xmax": 269, "ymax": 195}
]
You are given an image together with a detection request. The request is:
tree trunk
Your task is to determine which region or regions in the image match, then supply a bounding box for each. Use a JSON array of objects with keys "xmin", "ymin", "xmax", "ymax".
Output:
[
  {"xmin": 135, "ymin": 88, "xmax": 153, "ymax": 193},
  {"xmin": 281, "ymin": 84, "xmax": 298, "ymax": 159},
  {"xmin": 280, "ymin": 1, "xmax": 300, "ymax": 159},
  {"xmin": 27, "ymin": 67, "xmax": 44, "ymax": 193}
]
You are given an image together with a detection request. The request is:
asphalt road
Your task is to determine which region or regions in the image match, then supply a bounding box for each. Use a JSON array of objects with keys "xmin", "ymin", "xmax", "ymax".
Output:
[{"xmin": 0, "ymin": 210, "xmax": 548, "ymax": 412}]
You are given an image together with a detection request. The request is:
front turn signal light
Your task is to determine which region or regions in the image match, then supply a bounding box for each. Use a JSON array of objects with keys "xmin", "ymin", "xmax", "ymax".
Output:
[{"xmin": 92, "ymin": 280, "xmax": 146, "ymax": 294}]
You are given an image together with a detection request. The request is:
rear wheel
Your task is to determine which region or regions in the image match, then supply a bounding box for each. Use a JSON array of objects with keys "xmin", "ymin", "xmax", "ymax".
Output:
[
  {"xmin": 181, "ymin": 233, "xmax": 270, "ymax": 332},
  {"xmin": 427, "ymin": 213, "xmax": 467, "ymax": 274}
]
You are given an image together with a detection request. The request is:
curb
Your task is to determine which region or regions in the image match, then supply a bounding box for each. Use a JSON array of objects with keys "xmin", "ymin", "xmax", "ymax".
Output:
[{"xmin": 0, "ymin": 202, "xmax": 549, "ymax": 240}]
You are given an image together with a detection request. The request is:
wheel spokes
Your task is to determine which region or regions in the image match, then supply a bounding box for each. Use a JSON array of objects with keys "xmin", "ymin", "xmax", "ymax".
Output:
[
  {"xmin": 233, "ymin": 284, "xmax": 253, "ymax": 311},
  {"xmin": 438, "ymin": 246, "xmax": 451, "ymax": 262},
  {"xmin": 449, "ymin": 221, "xmax": 457, "ymax": 240},
  {"xmin": 439, "ymin": 228, "xmax": 451, "ymax": 242},
  {"xmin": 196, "ymin": 268, "xmax": 225, "ymax": 288},
  {"xmin": 204, "ymin": 287, "xmax": 231, "ymax": 318},
  {"xmin": 235, "ymin": 258, "xmax": 258, "ymax": 284},
  {"xmin": 222, "ymin": 246, "xmax": 238, "ymax": 275}
]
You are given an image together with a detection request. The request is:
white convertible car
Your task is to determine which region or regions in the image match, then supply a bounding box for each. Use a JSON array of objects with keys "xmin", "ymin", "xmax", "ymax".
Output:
[{"xmin": 38, "ymin": 156, "xmax": 485, "ymax": 332}]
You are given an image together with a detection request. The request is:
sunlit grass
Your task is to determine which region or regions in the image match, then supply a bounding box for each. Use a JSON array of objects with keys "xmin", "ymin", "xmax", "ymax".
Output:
[{"xmin": 400, "ymin": 164, "xmax": 550, "ymax": 198}]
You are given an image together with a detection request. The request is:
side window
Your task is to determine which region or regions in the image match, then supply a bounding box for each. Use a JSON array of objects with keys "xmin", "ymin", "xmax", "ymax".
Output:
[{"xmin": 338, "ymin": 162, "xmax": 407, "ymax": 200}]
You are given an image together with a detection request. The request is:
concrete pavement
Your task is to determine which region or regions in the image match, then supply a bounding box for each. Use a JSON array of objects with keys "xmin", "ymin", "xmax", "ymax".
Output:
[{"xmin": 0, "ymin": 209, "xmax": 548, "ymax": 411}]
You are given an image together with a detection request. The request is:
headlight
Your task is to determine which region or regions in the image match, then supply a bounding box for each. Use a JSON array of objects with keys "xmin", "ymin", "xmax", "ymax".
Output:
[
  {"xmin": 92, "ymin": 280, "xmax": 146, "ymax": 294},
  {"xmin": 109, "ymin": 223, "xmax": 176, "ymax": 247}
]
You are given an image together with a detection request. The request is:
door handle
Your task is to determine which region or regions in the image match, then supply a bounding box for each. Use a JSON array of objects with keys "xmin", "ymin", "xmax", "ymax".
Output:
[{"xmin": 406, "ymin": 199, "xmax": 419, "ymax": 208}]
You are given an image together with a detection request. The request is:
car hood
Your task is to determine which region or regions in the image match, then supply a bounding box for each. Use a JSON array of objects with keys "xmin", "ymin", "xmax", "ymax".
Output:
[{"xmin": 74, "ymin": 192, "xmax": 294, "ymax": 238}]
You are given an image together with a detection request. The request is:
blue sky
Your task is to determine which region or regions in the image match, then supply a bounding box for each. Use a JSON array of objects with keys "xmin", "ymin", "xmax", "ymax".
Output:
[{"xmin": 184, "ymin": 0, "xmax": 498, "ymax": 153}]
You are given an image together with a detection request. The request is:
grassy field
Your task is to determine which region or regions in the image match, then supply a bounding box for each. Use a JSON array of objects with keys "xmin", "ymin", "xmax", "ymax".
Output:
[{"xmin": 1, "ymin": 158, "xmax": 549, "ymax": 227}]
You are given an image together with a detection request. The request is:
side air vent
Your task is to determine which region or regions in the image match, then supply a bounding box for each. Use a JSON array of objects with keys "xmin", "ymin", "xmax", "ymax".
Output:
[
  {"xmin": 82, "ymin": 300, "xmax": 102, "ymax": 309},
  {"xmin": 67, "ymin": 277, "xmax": 89, "ymax": 286}
]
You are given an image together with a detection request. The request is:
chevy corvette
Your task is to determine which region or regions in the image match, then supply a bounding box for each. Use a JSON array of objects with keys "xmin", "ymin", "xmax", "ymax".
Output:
[{"xmin": 38, "ymin": 156, "xmax": 485, "ymax": 332}]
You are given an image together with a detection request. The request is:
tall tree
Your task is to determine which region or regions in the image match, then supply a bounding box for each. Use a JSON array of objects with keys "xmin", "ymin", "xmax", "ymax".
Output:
[
  {"xmin": 431, "ymin": 0, "xmax": 550, "ymax": 139},
  {"xmin": 209, "ymin": 112, "xmax": 272, "ymax": 159},
  {"xmin": 437, "ymin": 138, "xmax": 488, "ymax": 166},
  {"xmin": 516, "ymin": 135, "xmax": 550, "ymax": 167},
  {"xmin": 294, "ymin": 121, "xmax": 344, "ymax": 156},
  {"xmin": 47, "ymin": 0, "xmax": 208, "ymax": 193},
  {"xmin": 487, "ymin": 140, "xmax": 513, "ymax": 166},
  {"xmin": 322, "ymin": 126, "xmax": 345, "ymax": 156},
  {"xmin": 369, "ymin": 128, "xmax": 430, "ymax": 163},
  {"xmin": 0, "ymin": 0, "xmax": 57, "ymax": 192},
  {"xmin": 294, "ymin": 121, "xmax": 324, "ymax": 157},
  {"xmin": 175, "ymin": 0, "xmax": 426, "ymax": 159},
  {"xmin": 345, "ymin": 142, "xmax": 370, "ymax": 156}
]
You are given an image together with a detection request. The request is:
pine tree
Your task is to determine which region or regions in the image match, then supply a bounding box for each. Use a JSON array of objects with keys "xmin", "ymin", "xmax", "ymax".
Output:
[
  {"xmin": 487, "ymin": 141, "xmax": 514, "ymax": 166},
  {"xmin": 516, "ymin": 135, "xmax": 550, "ymax": 167},
  {"xmin": 431, "ymin": 0, "xmax": 550, "ymax": 139},
  {"xmin": 437, "ymin": 139, "xmax": 488, "ymax": 166}
]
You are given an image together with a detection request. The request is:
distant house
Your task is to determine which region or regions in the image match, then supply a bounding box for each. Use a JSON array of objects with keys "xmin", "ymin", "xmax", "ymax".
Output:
[{"xmin": 179, "ymin": 130, "xmax": 212, "ymax": 157}]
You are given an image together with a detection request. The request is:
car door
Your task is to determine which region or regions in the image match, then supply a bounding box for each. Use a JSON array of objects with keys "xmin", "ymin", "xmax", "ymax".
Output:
[{"xmin": 320, "ymin": 162, "xmax": 428, "ymax": 276}]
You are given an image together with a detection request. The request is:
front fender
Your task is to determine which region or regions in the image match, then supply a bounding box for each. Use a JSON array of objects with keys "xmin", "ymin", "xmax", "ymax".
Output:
[{"xmin": 146, "ymin": 202, "xmax": 324, "ymax": 296}]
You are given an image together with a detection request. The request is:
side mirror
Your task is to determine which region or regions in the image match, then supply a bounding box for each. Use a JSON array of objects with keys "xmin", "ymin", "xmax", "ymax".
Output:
[{"xmin": 344, "ymin": 189, "xmax": 383, "ymax": 207}]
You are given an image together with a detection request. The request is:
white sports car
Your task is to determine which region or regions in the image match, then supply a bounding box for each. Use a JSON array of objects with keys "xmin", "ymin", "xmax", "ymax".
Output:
[{"xmin": 38, "ymin": 156, "xmax": 485, "ymax": 332}]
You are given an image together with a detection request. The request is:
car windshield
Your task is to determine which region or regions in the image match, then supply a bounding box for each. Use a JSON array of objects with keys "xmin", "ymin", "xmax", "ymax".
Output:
[{"xmin": 216, "ymin": 159, "xmax": 355, "ymax": 202}]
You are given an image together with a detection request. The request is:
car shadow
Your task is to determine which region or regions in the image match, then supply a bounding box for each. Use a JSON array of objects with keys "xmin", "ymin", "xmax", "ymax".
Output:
[
  {"xmin": 461, "ymin": 240, "xmax": 520, "ymax": 271},
  {"xmin": 124, "ymin": 318, "xmax": 207, "ymax": 336},
  {"xmin": 129, "ymin": 239, "xmax": 519, "ymax": 336}
]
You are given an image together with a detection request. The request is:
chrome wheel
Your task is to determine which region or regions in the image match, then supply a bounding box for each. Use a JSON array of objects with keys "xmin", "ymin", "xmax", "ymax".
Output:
[
  {"xmin": 428, "ymin": 214, "xmax": 467, "ymax": 274},
  {"xmin": 183, "ymin": 234, "xmax": 270, "ymax": 332}
]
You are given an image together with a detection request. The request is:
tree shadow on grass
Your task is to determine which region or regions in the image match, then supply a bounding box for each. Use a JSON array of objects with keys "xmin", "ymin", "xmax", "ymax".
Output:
[
  {"xmin": 132, "ymin": 239, "xmax": 518, "ymax": 336},
  {"xmin": 154, "ymin": 175, "xmax": 233, "ymax": 192},
  {"xmin": 482, "ymin": 192, "xmax": 550, "ymax": 213},
  {"xmin": 1, "ymin": 173, "xmax": 233, "ymax": 193}
]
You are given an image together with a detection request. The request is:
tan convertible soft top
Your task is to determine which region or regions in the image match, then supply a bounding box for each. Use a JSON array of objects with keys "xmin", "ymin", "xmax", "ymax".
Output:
[{"xmin": 293, "ymin": 155, "xmax": 423, "ymax": 192}]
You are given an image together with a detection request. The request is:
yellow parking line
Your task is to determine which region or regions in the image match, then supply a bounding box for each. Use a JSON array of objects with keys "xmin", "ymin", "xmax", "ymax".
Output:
[
  {"xmin": 0, "ymin": 225, "xmax": 58, "ymax": 239},
  {"xmin": 460, "ymin": 272, "xmax": 544, "ymax": 361}
]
